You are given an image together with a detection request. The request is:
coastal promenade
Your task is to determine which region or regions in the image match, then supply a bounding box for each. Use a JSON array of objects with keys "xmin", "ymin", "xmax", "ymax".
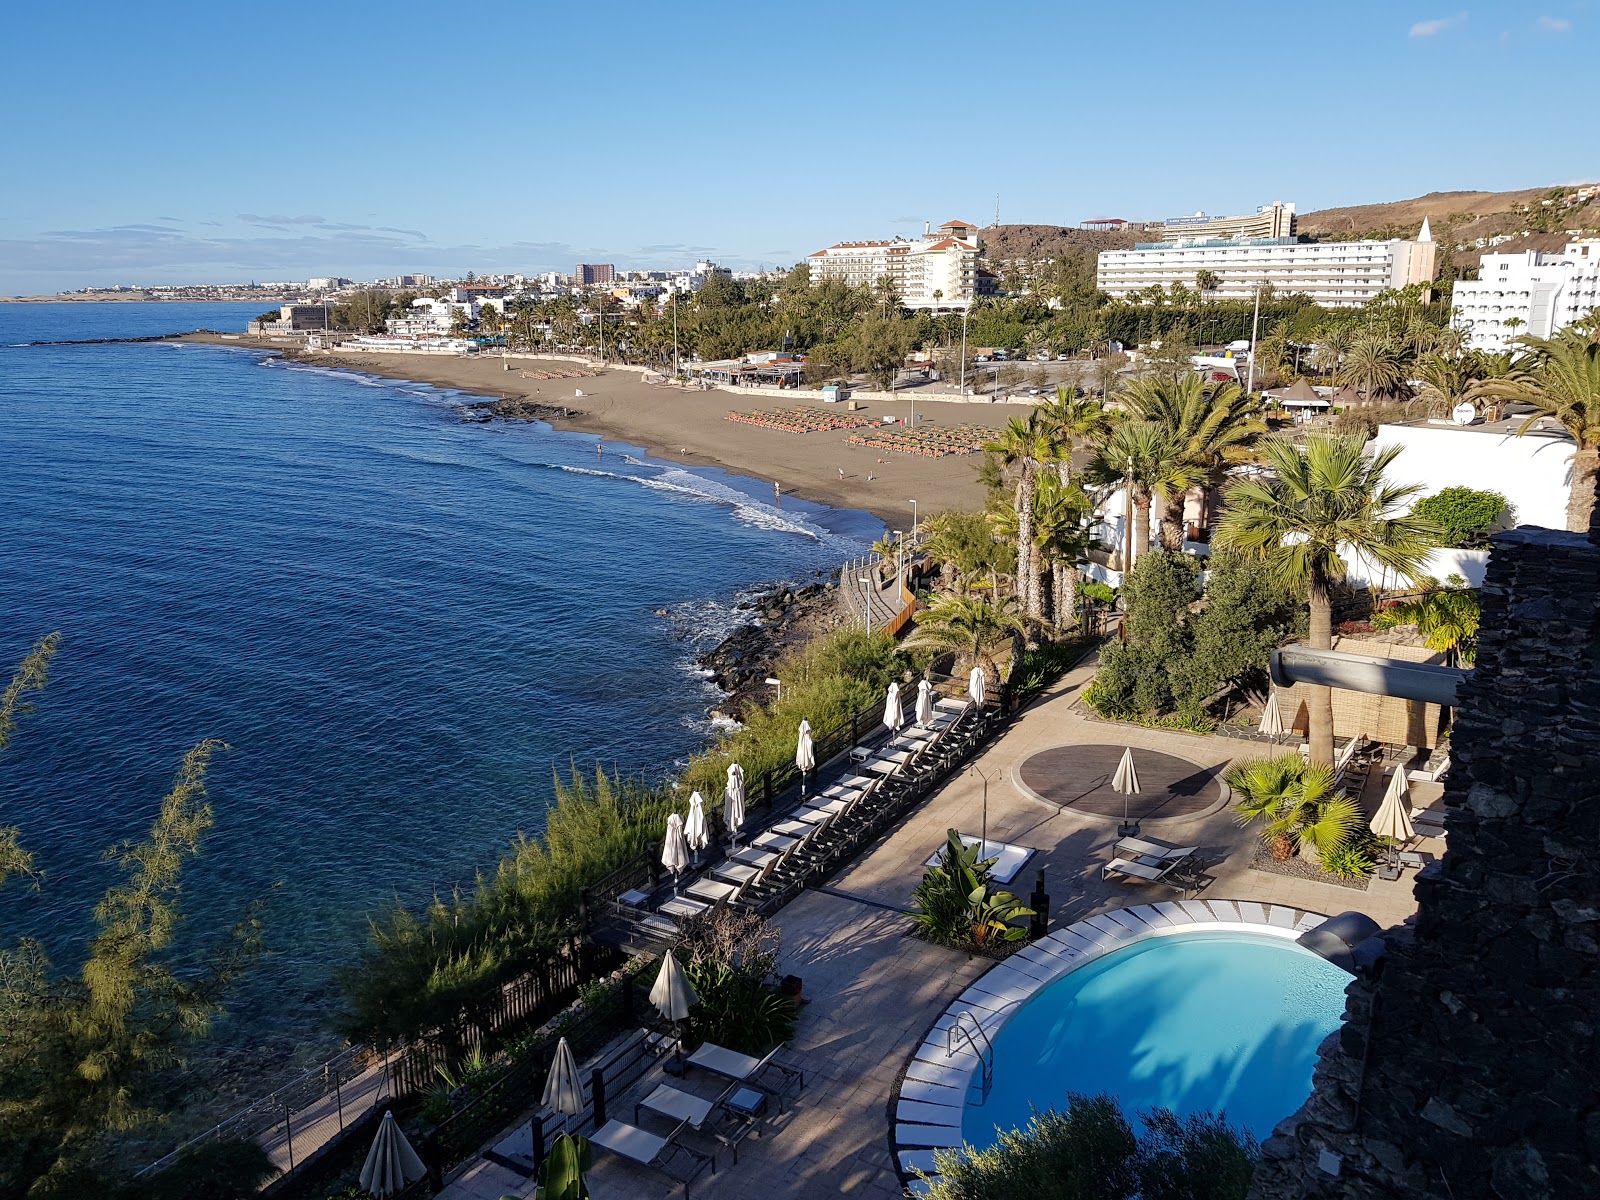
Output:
[{"xmin": 440, "ymin": 655, "xmax": 1421, "ymax": 1200}]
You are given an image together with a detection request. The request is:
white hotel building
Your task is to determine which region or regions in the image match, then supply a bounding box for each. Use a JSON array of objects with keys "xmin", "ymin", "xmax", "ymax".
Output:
[
  {"xmin": 1450, "ymin": 239, "xmax": 1600, "ymax": 352},
  {"xmin": 1096, "ymin": 220, "xmax": 1437, "ymax": 309},
  {"xmin": 807, "ymin": 220, "xmax": 982, "ymax": 309}
]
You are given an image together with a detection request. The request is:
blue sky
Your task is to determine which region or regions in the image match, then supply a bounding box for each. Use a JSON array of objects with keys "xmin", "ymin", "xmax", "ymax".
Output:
[{"xmin": 1, "ymin": 0, "xmax": 1593, "ymax": 294}]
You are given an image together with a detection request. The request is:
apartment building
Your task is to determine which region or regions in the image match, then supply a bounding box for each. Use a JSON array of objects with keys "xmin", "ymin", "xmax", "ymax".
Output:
[
  {"xmin": 574, "ymin": 263, "xmax": 616, "ymax": 286},
  {"xmin": 1450, "ymin": 239, "xmax": 1600, "ymax": 351},
  {"xmin": 1096, "ymin": 221, "xmax": 1436, "ymax": 309},
  {"xmin": 806, "ymin": 220, "xmax": 981, "ymax": 308},
  {"xmin": 1159, "ymin": 201, "xmax": 1297, "ymax": 242}
]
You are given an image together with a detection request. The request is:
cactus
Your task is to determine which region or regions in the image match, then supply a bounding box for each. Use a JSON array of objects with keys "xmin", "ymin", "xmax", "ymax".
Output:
[{"xmin": 535, "ymin": 1132, "xmax": 591, "ymax": 1200}]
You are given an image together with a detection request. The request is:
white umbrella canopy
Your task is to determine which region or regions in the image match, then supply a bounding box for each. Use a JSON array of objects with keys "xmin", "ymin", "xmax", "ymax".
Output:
[
  {"xmin": 359, "ymin": 1110, "xmax": 426, "ymax": 1198},
  {"xmin": 649, "ymin": 951, "xmax": 700, "ymax": 1022},
  {"xmin": 1371, "ymin": 769, "xmax": 1415, "ymax": 841},
  {"xmin": 968, "ymin": 665, "xmax": 987, "ymax": 708},
  {"xmin": 795, "ymin": 720, "xmax": 815, "ymax": 773},
  {"xmin": 724, "ymin": 763, "xmax": 746, "ymax": 840},
  {"xmin": 684, "ymin": 791, "xmax": 709, "ymax": 852},
  {"xmin": 884, "ymin": 682, "xmax": 904, "ymax": 732},
  {"xmin": 660, "ymin": 812, "xmax": 689, "ymax": 876},
  {"xmin": 915, "ymin": 679, "xmax": 935, "ymax": 728},
  {"xmin": 1112, "ymin": 747, "xmax": 1141, "ymax": 795},
  {"xmin": 1259, "ymin": 692, "xmax": 1284, "ymax": 740},
  {"xmin": 541, "ymin": 1036, "xmax": 585, "ymax": 1117}
]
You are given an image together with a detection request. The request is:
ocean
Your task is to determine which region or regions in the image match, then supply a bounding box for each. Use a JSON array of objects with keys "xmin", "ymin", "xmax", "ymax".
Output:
[{"xmin": 0, "ymin": 302, "xmax": 876, "ymax": 1097}]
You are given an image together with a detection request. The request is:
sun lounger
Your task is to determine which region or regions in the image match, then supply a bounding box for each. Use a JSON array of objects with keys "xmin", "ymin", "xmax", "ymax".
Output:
[
  {"xmin": 658, "ymin": 895, "xmax": 711, "ymax": 920},
  {"xmin": 686, "ymin": 877, "xmax": 743, "ymax": 905},
  {"xmin": 751, "ymin": 830, "xmax": 799, "ymax": 852},
  {"xmin": 590, "ymin": 1118, "xmax": 714, "ymax": 1197},
  {"xmin": 684, "ymin": 1042, "xmax": 805, "ymax": 1108},
  {"xmin": 635, "ymin": 1082, "xmax": 718, "ymax": 1130},
  {"xmin": 1115, "ymin": 835, "xmax": 1197, "ymax": 862},
  {"xmin": 1102, "ymin": 854, "xmax": 1186, "ymax": 885}
]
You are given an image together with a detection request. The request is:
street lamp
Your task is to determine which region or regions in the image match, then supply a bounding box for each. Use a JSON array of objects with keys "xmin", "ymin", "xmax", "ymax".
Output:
[
  {"xmin": 958, "ymin": 304, "xmax": 970, "ymax": 397},
  {"xmin": 909, "ymin": 499, "xmax": 918, "ymax": 537},
  {"xmin": 858, "ymin": 577, "xmax": 872, "ymax": 632}
]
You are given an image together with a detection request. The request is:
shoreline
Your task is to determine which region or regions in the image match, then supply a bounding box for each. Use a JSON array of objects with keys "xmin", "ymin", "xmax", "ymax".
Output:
[{"xmin": 173, "ymin": 333, "xmax": 1035, "ymax": 530}]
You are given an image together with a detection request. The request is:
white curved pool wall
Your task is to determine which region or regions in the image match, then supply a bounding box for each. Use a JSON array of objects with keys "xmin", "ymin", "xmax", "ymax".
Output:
[{"xmin": 892, "ymin": 899, "xmax": 1332, "ymax": 1196}]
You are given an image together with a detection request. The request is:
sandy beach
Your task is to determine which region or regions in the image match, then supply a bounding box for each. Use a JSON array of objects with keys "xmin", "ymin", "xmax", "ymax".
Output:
[{"xmin": 177, "ymin": 335, "xmax": 1039, "ymax": 530}]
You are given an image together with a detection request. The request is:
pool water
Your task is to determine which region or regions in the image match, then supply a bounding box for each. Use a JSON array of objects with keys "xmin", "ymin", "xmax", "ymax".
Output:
[{"xmin": 964, "ymin": 931, "xmax": 1350, "ymax": 1146}]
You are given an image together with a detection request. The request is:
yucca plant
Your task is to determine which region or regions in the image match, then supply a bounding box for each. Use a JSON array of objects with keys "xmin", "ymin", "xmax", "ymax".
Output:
[{"xmin": 1225, "ymin": 755, "xmax": 1359, "ymax": 864}]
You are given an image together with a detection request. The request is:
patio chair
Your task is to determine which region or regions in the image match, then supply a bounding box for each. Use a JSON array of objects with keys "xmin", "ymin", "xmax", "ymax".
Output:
[
  {"xmin": 1114, "ymin": 835, "xmax": 1198, "ymax": 863},
  {"xmin": 1101, "ymin": 854, "xmax": 1187, "ymax": 887},
  {"xmin": 684, "ymin": 876, "xmax": 746, "ymax": 906},
  {"xmin": 684, "ymin": 1041, "xmax": 806, "ymax": 1110},
  {"xmin": 589, "ymin": 1117, "xmax": 715, "ymax": 1197}
]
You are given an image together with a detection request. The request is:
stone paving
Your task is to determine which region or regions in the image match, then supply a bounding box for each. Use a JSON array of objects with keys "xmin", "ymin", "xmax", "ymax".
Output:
[{"xmin": 440, "ymin": 653, "xmax": 1424, "ymax": 1199}]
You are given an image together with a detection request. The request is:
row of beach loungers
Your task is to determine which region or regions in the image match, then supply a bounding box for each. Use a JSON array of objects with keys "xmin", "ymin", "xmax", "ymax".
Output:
[
  {"xmin": 622, "ymin": 694, "xmax": 983, "ymax": 940},
  {"xmin": 724, "ymin": 405, "xmax": 875, "ymax": 433},
  {"xmin": 844, "ymin": 423, "xmax": 995, "ymax": 457}
]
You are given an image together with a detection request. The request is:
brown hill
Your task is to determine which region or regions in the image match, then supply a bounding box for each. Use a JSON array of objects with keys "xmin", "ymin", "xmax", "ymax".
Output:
[
  {"xmin": 1298, "ymin": 186, "xmax": 1600, "ymax": 254},
  {"xmin": 977, "ymin": 223, "xmax": 1140, "ymax": 261}
]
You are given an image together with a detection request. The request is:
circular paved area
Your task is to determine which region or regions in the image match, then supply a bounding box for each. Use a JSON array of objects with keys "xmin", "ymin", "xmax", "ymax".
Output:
[{"xmin": 1016, "ymin": 743, "xmax": 1226, "ymax": 822}]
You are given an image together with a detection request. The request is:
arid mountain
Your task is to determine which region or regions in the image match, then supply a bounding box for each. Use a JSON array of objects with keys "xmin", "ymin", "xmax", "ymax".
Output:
[{"xmin": 976, "ymin": 224, "xmax": 1139, "ymax": 261}]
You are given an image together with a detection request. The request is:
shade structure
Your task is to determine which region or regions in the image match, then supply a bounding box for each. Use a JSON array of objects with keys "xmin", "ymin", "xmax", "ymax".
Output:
[
  {"xmin": 660, "ymin": 812, "xmax": 689, "ymax": 876},
  {"xmin": 649, "ymin": 951, "xmax": 699, "ymax": 1022},
  {"xmin": 884, "ymin": 682, "xmax": 904, "ymax": 732},
  {"xmin": 724, "ymin": 763, "xmax": 746, "ymax": 839},
  {"xmin": 968, "ymin": 666, "xmax": 986, "ymax": 708},
  {"xmin": 1371, "ymin": 768, "xmax": 1415, "ymax": 841},
  {"xmin": 1258, "ymin": 691, "xmax": 1285, "ymax": 740},
  {"xmin": 1111, "ymin": 747, "xmax": 1141, "ymax": 795},
  {"xmin": 359, "ymin": 1110, "xmax": 425, "ymax": 1198},
  {"xmin": 795, "ymin": 720, "xmax": 815, "ymax": 774},
  {"xmin": 541, "ymin": 1037, "xmax": 585, "ymax": 1117},
  {"xmin": 915, "ymin": 679, "xmax": 935, "ymax": 728},
  {"xmin": 684, "ymin": 791, "xmax": 709, "ymax": 852}
]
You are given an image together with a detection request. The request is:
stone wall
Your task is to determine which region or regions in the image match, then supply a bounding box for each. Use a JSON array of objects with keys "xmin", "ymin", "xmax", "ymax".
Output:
[{"xmin": 1248, "ymin": 526, "xmax": 1600, "ymax": 1199}]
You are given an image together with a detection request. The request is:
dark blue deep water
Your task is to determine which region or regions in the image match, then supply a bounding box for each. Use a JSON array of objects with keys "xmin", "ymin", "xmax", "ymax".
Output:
[{"xmin": 0, "ymin": 303, "xmax": 874, "ymax": 1092}]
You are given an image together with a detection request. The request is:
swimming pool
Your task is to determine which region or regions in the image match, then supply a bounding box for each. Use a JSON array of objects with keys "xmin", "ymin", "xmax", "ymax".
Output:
[{"xmin": 963, "ymin": 930, "xmax": 1350, "ymax": 1147}]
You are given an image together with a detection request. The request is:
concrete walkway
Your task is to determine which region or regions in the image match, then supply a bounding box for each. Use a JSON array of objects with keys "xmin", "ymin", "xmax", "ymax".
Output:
[{"xmin": 441, "ymin": 654, "xmax": 1422, "ymax": 1199}]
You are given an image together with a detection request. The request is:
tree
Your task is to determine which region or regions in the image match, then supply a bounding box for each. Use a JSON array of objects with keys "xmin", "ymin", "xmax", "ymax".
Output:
[
  {"xmin": 986, "ymin": 413, "xmax": 1060, "ymax": 624},
  {"xmin": 910, "ymin": 831, "xmax": 1034, "ymax": 948},
  {"xmin": 1336, "ymin": 334, "xmax": 1407, "ymax": 402},
  {"xmin": 1409, "ymin": 486, "xmax": 1508, "ymax": 546},
  {"xmin": 1226, "ymin": 755, "xmax": 1359, "ymax": 863},
  {"xmin": 1082, "ymin": 550, "xmax": 1201, "ymax": 718},
  {"xmin": 1038, "ymin": 391, "xmax": 1110, "ymax": 488},
  {"xmin": 1413, "ymin": 353, "xmax": 1491, "ymax": 418},
  {"xmin": 1089, "ymin": 420, "xmax": 1182, "ymax": 566},
  {"xmin": 1214, "ymin": 435, "xmax": 1440, "ymax": 765},
  {"xmin": 1373, "ymin": 573, "xmax": 1481, "ymax": 666},
  {"xmin": 1480, "ymin": 328, "xmax": 1600, "ymax": 531},
  {"xmin": 1169, "ymin": 553, "xmax": 1302, "ymax": 711},
  {"xmin": 907, "ymin": 593, "xmax": 1025, "ymax": 690},
  {"xmin": 920, "ymin": 510, "xmax": 1005, "ymax": 589},
  {"xmin": 0, "ymin": 640, "xmax": 264, "ymax": 1197}
]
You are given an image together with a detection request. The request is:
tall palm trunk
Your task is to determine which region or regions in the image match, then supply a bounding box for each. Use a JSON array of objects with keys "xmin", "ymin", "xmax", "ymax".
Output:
[
  {"xmin": 1158, "ymin": 495, "xmax": 1186, "ymax": 551},
  {"xmin": 1015, "ymin": 464, "xmax": 1041, "ymax": 623},
  {"xmin": 1306, "ymin": 570, "xmax": 1335, "ymax": 767},
  {"xmin": 1055, "ymin": 561, "xmax": 1079, "ymax": 632},
  {"xmin": 1134, "ymin": 488, "xmax": 1154, "ymax": 556},
  {"xmin": 1567, "ymin": 445, "xmax": 1599, "ymax": 533}
]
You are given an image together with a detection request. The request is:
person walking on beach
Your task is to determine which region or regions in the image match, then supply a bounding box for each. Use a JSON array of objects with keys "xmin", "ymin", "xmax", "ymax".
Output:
[
  {"xmin": 596, "ymin": 441, "xmax": 602, "ymax": 458},
  {"xmin": 838, "ymin": 467, "xmax": 845, "ymax": 481}
]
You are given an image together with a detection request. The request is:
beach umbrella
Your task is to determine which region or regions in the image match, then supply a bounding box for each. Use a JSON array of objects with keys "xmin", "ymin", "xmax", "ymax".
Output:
[
  {"xmin": 1112, "ymin": 747, "xmax": 1141, "ymax": 835},
  {"xmin": 1258, "ymin": 692, "xmax": 1285, "ymax": 742},
  {"xmin": 541, "ymin": 1037, "xmax": 585, "ymax": 1117},
  {"xmin": 649, "ymin": 950, "xmax": 700, "ymax": 1069},
  {"xmin": 1371, "ymin": 769, "xmax": 1414, "ymax": 842},
  {"xmin": 884, "ymin": 682, "xmax": 904, "ymax": 733},
  {"xmin": 684, "ymin": 791, "xmax": 709, "ymax": 861},
  {"xmin": 724, "ymin": 762, "xmax": 746, "ymax": 845},
  {"xmin": 661, "ymin": 812, "xmax": 689, "ymax": 888},
  {"xmin": 916, "ymin": 679, "xmax": 935, "ymax": 728},
  {"xmin": 968, "ymin": 665, "xmax": 987, "ymax": 708},
  {"xmin": 795, "ymin": 719, "xmax": 815, "ymax": 794},
  {"xmin": 359, "ymin": 1110, "xmax": 425, "ymax": 1198}
]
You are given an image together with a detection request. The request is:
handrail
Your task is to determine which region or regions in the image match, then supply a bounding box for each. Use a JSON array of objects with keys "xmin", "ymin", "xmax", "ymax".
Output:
[{"xmin": 946, "ymin": 1010, "xmax": 995, "ymax": 1103}]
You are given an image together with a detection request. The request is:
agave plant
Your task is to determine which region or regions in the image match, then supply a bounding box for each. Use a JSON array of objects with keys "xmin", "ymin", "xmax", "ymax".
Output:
[
  {"xmin": 911, "ymin": 830, "xmax": 1034, "ymax": 947},
  {"xmin": 1225, "ymin": 755, "xmax": 1359, "ymax": 863}
]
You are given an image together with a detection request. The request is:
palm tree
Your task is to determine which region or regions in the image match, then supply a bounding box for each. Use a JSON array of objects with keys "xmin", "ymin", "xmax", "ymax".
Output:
[
  {"xmin": 1313, "ymin": 323, "xmax": 1355, "ymax": 381},
  {"xmin": 1032, "ymin": 474, "xmax": 1093, "ymax": 631},
  {"xmin": 1481, "ymin": 329, "xmax": 1600, "ymax": 531},
  {"xmin": 1336, "ymin": 335, "xmax": 1407, "ymax": 403},
  {"xmin": 1037, "ymin": 390, "xmax": 1110, "ymax": 488},
  {"xmin": 1373, "ymin": 574, "xmax": 1481, "ymax": 666},
  {"xmin": 1119, "ymin": 375, "xmax": 1265, "ymax": 550},
  {"xmin": 1413, "ymin": 353, "xmax": 1491, "ymax": 418},
  {"xmin": 985, "ymin": 413, "xmax": 1060, "ymax": 624},
  {"xmin": 1225, "ymin": 756, "xmax": 1359, "ymax": 863},
  {"xmin": 1089, "ymin": 420, "xmax": 1182, "ymax": 569},
  {"xmin": 907, "ymin": 593, "xmax": 1025, "ymax": 691},
  {"xmin": 1214, "ymin": 434, "xmax": 1440, "ymax": 765}
]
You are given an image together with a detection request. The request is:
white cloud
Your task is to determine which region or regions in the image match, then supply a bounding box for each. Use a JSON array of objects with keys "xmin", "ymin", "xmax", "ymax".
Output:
[
  {"xmin": 1536, "ymin": 15, "xmax": 1572, "ymax": 31},
  {"xmin": 1410, "ymin": 13, "xmax": 1465, "ymax": 36}
]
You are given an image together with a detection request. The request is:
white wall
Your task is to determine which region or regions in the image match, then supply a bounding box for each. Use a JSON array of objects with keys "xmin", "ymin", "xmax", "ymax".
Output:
[{"xmin": 1375, "ymin": 421, "xmax": 1574, "ymax": 533}]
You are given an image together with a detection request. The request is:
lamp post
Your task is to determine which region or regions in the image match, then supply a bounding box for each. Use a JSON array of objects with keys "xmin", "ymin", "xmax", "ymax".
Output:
[
  {"xmin": 858, "ymin": 577, "xmax": 872, "ymax": 632},
  {"xmin": 909, "ymin": 499, "xmax": 918, "ymax": 537},
  {"xmin": 1245, "ymin": 283, "xmax": 1262, "ymax": 393},
  {"xmin": 958, "ymin": 304, "xmax": 970, "ymax": 397}
]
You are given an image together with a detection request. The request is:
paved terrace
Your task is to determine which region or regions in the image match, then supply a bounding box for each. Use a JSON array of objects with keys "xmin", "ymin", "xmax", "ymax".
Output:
[{"xmin": 443, "ymin": 655, "xmax": 1424, "ymax": 1200}]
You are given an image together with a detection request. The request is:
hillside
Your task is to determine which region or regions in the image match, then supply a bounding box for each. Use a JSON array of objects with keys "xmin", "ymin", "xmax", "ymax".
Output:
[
  {"xmin": 1298, "ymin": 186, "xmax": 1600, "ymax": 262},
  {"xmin": 977, "ymin": 223, "xmax": 1139, "ymax": 261}
]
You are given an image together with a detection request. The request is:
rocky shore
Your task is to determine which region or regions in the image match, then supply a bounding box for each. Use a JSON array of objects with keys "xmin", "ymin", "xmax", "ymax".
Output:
[{"xmin": 688, "ymin": 575, "xmax": 845, "ymax": 722}]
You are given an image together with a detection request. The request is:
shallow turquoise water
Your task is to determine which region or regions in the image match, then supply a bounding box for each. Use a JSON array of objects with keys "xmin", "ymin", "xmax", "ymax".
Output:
[{"xmin": 965, "ymin": 931, "xmax": 1350, "ymax": 1144}]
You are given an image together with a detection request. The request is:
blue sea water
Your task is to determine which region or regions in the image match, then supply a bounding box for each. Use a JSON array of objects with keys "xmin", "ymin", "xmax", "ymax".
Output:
[
  {"xmin": 0, "ymin": 303, "xmax": 876, "ymax": 1088},
  {"xmin": 966, "ymin": 931, "xmax": 1349, "ymax": 1145}
]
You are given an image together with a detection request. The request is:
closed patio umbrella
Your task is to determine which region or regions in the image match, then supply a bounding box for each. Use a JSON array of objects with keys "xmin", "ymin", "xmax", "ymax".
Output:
[
  {"xmin": 915, "ymin": 678, "xmax": 935, "ymax": 728},
  {"xmin": 684, "ymin": 791, "xmax": 709, "ymax": 863},
  {"xmin": 795, "ymin": 719, "xmax": 815, "ymax": 794},
  {"xmin": 650, "ymin": 950, "xmax": 700, "ymax": 1070},
  {"xmin": 884, "ymin": 682, "xmax": 904, "ymax": 732},
  {"xmin": 1259, "ymin": 692, "xmax": 1284, "ymax": 742},
  {"xmin": 1112, "ymin": 747, "xmax": 1141, "ymax": 836},
  {"xmin": 1371, "ymin": 768, "xmax": 1415, "ymax": 877},
  {"xmin": 661, "ymin": 812, "xmax": 689, "ymax": 889},
  {"xmin": 724, "ymin": 762, "xmax": 746, "ymax": 845},
  {"xmin": 968, "ymin": 665, "xmax": 986, "ymax": 708},
  {"xmin": 541, "ymin": 1037, "xmax": 584, "ymax": 1117},
  {"xmin": 359, "ymin": 1110, "xmax": 425, "ymax": 1198}
]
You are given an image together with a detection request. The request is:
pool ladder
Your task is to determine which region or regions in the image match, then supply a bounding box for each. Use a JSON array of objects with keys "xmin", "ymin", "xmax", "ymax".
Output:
[{"xmin": 946, "ymin": 1010, "xmax": 995, "ymax": 1104}]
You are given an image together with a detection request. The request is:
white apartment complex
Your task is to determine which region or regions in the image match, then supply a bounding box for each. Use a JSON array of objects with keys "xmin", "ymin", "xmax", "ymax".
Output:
[
  {"xmin": 1450, "ymin": 239, "xmax": 1600, "ymax": 352},
  {"xmin": 807, "ymin": 220, "xmax": 981, "ymax": 308},
  {"xmin": 1159, "ymin": 201, "xmax": 1297, "ymax": 242},
  {"xmin": 1096, "ymin": 221, "xmax": 1437, "ymax": 309}
]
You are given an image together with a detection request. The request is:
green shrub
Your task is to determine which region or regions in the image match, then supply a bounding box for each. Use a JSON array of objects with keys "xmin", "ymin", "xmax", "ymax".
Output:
[
  {"xmin": 1080, "ymin": 580, "xmax": 1117, "ymax": 606},
  {"xmin": 675, "ymin": 908, "xmax": 795, "ymax": 1054},
  {"xmin": 1410, "ymin": 486, "xmax": 1507, "ymax": 547},
  {"xmin": 911, "ymin": 830, "xmax": 1034, "ymax": 949},
  {"xmin": 1226, "ymin": 755, "xmax": 1359, "ymax": 863},
  {"xmin": 1321, "ymin": 831, "xmax": 1380, "ymax": 881}
]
